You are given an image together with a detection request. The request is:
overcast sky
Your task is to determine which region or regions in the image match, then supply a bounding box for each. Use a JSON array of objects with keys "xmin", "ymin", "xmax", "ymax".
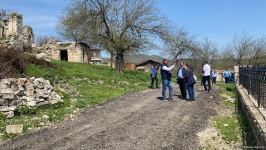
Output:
[{"xmin": 1, "ymin": 0, "xmax": 266, "ymax": 55}]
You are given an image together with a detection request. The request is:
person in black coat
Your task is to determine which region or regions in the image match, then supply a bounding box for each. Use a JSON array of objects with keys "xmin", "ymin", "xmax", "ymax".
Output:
[
  {"xmin": 176, "ymin": 61, "xmax": 187, "ymax": 99},
  {"xmin": 184, "ymin": 64, "xmax": 196, "ymax": 101}
]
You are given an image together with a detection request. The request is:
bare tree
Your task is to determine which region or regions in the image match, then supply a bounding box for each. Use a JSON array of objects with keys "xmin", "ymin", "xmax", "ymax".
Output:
[
  {"xmin": 161, "ymin": 27, "xmax": 196, "ymax": 60},
  {"xmin": 248, "ymin": 37, "xmax": 266, "ymax": 64},
  {"xmin": 196, "ymin": 38, "xmax": 218, "ymax": 63},
  {"xmin": 224, "ymin": 33, "xmax": 266, "ymax": 65},
  {"xmin": 58, "ymin": 0, "xmax": 167, "ymax": 72}
]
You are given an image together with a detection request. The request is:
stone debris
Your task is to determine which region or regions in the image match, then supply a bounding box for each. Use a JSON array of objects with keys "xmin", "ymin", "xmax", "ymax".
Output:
[
  {"xmin": 226, "ymin": 97, "xmax": 236, "ymax": 103},
  {"xmin": 223, "ymin": 124, "xmax": 229, "ymax": 127},
  {"xmin": 36, "ymin": 53, "xmax": 50, "ymax": 62},
  {"xmin": 6, "ymin": 124, "xmax": 23, "ymax": 134},
  {"xmin": 0, "ymin": 78, "xmax": 63, "ymax": 118}
]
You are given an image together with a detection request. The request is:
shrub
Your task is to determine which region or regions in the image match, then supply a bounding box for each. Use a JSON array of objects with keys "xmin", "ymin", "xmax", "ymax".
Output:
[
  {"xmin": 19, "ymin": 106, "xmax": 37, "ymax": 115},
  {"xmin": 0, "ymin": 48, "xmax": 53, "ymax": 79}
]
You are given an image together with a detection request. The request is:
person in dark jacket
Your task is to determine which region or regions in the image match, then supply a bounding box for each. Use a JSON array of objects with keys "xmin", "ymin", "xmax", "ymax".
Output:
[
  {"xmin": 184, "ymin": 64, "xmax": 196, "ymax": 101},
  {"xmin": 176, "ymin": 61, "xmax": 187, "ymax": 99},
  {"xmin": 150, "ymin": 64, "xmax": 159, "ymax": 89},
  {"xmin": 161, "ymin": 59, "xmax": 176, "ymax": 101}
]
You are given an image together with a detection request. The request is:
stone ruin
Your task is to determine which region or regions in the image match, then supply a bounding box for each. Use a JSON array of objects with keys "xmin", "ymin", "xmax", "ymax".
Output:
[
  {"xmin": 0, "ymin": 77, "xmax": 63, "ymax": 118},
  {"xmin": 0, "ymin": 12, "xmax": 35, "ymax": 51}
]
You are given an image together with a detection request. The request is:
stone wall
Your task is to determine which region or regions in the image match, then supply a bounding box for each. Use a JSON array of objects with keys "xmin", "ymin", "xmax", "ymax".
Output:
[
  {"xmin": 6, "ymin": 13, "xmax": 23, "ymax": 38},
  {"xmin": 0, "ymin": 77, "xmax": 63, "ymax": 118},
  {"xmin": 0, "ymin": 12, "xmax": 35, "ymax": 51}
]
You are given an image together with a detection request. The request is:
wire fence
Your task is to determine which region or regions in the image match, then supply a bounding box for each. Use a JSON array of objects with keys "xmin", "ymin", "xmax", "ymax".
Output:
[{"xmin": 239, "ymin": 65, "xmax": 266, "ymax": 108}]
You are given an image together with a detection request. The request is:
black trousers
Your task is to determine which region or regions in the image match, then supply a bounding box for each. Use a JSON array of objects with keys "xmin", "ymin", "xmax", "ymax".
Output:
[
  {"xmin": 203, "ymin": 76, "xmax": 211, "ymax": 92},
  {"xmin": 178, "ymin": 79, "xmax": 187, "ymax": 98},
  {"xmin": 151, "ymin": 75, "xmax": 159, "ymax": 88},
  {"xmin": 225, "ymin": 77, "xmax": 229, "ymax": 83},
  {"xmin": 212, "ymin": 77, "xmax": 216, "ymax": 85}
]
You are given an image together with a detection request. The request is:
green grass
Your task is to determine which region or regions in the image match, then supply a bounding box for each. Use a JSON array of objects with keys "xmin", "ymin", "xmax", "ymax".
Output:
[
  {"xmin": 216, "ymin": 82, "xmax": 237, "ymax": 107},
  {"xmin": 0, "ymin": 61, "xmax": 150, "ymax": 140},
  {"xmin": 214, "ymin": 115, "xmax": 239, "ymax": 142}
]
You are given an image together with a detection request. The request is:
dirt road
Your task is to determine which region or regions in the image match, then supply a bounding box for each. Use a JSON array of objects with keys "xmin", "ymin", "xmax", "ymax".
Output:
[{"xmin": 0, "ymin": 84, "xmax": 218, "ymax": 150}]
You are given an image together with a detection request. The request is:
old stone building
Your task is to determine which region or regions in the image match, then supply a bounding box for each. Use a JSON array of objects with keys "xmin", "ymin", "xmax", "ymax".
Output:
[
  {"xmin": 0, "ymin": 12, "xmax": 35, "ymax": 50},
  {"xmin": 43, "ymin": 39, "xmax": 102, "ymax": 64}
]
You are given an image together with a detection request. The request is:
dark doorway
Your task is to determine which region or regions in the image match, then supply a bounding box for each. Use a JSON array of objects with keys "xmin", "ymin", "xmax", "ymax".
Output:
[{"xmin": 60, "ymin": 50, "xmax": 68, "ymax": 61}]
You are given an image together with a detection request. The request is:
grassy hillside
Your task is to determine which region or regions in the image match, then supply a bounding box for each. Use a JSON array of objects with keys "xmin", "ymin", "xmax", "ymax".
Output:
[
  {"xmin": 26, "ymin": 61, "xmax": 149, "ymax": 107},
  {"xmin": 0, "ymin": 61, "xmax": 150, "ymax": 140}
]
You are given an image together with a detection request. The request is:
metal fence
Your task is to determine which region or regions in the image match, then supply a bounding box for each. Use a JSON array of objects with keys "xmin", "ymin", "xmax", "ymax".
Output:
[{"xmin": 239, "ymin": 65, "xmax": 266, "ymax": 108}]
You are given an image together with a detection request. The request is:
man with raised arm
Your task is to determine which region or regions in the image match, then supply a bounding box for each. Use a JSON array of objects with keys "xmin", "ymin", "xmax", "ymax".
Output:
[{"xmin": 161, "ymin": 59, "xmax": 176, "ymax": 101}]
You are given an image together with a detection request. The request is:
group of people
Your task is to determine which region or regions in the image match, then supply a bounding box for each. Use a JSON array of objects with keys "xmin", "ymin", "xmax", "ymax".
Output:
[{"xmin": 150, "ymin": 59, "xmax": 211, "ymax": 101}]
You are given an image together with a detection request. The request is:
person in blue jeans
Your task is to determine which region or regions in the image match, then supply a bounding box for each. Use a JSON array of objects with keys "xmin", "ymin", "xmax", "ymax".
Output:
[
  {"xmin": 161, "ymin": 59, "xmax": 176, "ymax": 101},
  {"xmin": 149, "ymin": 64, "xmax": 159, "ymax": 89},
  {"xmin": 184, "ymin": 64, "xmax": 196, "ymax": 101}
]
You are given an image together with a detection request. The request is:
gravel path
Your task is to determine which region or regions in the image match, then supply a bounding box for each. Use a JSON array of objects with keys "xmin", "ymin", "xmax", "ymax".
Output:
[{"xmin": 0, "ymin": 84, "xmax": 218, "ymax": 150}]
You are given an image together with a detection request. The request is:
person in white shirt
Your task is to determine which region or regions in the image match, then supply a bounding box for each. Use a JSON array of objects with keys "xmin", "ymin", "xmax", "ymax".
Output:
[
  {"xmin": 202, "ymin": 61, "xmax": 211, "ymax": 92},
  {"xmin": 211, "ymin": 71, "xmax": 217, "ymax": 85},
  {"xmin": 160, "ymin": 59, "xmax": 176, "ymax": 101}
]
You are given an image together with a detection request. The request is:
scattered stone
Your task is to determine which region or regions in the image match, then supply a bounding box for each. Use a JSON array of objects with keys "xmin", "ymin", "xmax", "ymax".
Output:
[
  {"xmin": 0, "ymin": 77, "xmax": 63, "ymax": 118},
  {"xmin": 42, "ymin": 115, "xmax": 49, "ymax": 121},
  {"xmin": 27, "ymin": 101, "xmax": 36, "ymax": 107},
  {"xmin": 17, "ymin": 78, "xmax": 27, "ymax": 86},
  {"xmin": 2, "ymin": 88, "xmax": 15, "ymax": 99},
  {"xmin": 6, "ymin": 124, "xmax": 23, "ymax": 134},
  {"xmin": 4, "ymin": 111, "xmax": 14, "ymax": 119},
  {"xmin": 39, "ymin": 122, "xmax": 45, "ymax": 126},
  {"xmin": 223, "ymin": 124, "xmax": 229, "ymax": 127},
  {"xmin": 210, "ymin": 96, "xmax": 214, "ymax": 99},
  {"xmin": 0, "ymin": 99, "xmax": 8, "ymax": 106}
]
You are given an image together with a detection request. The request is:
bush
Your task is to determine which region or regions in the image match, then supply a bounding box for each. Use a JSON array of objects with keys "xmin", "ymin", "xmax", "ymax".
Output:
[
  {"xmin": 0, "ymin": 48, "xmax": 53, "ymax": 79},
  {"xmin": 0, "ymin": 112, "xmax": 6, "ymax": 121},
  {"xmin": 19, "ymin": 106, "xmax": 37, "ymax": 115}
]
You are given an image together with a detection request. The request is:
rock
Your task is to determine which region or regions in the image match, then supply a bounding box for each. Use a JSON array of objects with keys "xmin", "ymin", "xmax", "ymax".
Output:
[
  {"xmin": 27, "ymin": 101, "xmax": 36, "ymax": 107},
  {"xmin": 29, "ymin": 77, "xmax": 35, "ymax": 81},
  {"xmin": 40, "ymin": 122, "xmax": 45, "ymax": 126},
  {"xmin": 49, "ymin": 99, "xmax": 60, "ymax": 105},
  {"xmin": 210, "ymin": 96, "xmax": 214, "ymax": 99},
  {"xmin": 2, "ymin": 88, "xmax": 15, "ymax": 99},
  {"xmin": 17, "ymin": 78, "xmax": 27, "ymax": 86},
  {"xmin": 0, "ymin": 106, "xmax": 17, "ymax": 112},
  {"xmin": 36, "ymin": 53, "xmax": 48, "ymax": 60},
  {"xmin": 0, "ymin": 83, "xmax": 9, "ymax": 89},
  {"xmin": 42, "ymin": 115, "xmax": 49, "ymax": 121},
  {"xmin": 1, "ymin": 79, "xmax": 11, "ymax": 85},
  {"xmin": 15, "ymin": 85, "xmax": 25, "ymax": 96},
  {"xmin": 4, "ymin": 111, "xmax": 14, "ymax": 119},
  {"xmin": 33, "ymin": 80, "xmax": 39, "ymax": 88},
  {"xmin": 6, "ymin": 124, "xmax": 23, "ymax": 134},
  {"xmin": 36, "ymin": 101, "xmax": 49, "ymax": 107},
  {"xmin": 26, "ymin": 88, "xmax": 34, "ymax": 97},
  {"xmin": 44, "ymin": 80, "xmax": 50, "ymax": 85},
  {"xmin": 26, "ymin": 96, "xmax": 35, "ymax": 102},
  {"xmin": 223, "ymin": 124, "xmax": 229, "ymax": 127},
  {"xmin": 0, "ymin": 99, "xmax": 8, "ymax": 106}
]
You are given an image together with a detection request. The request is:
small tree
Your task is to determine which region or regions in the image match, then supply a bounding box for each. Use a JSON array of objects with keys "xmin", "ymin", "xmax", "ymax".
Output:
[{"xmin": 58, "ymin": 0, "xmax": 166, "ymax": 72}]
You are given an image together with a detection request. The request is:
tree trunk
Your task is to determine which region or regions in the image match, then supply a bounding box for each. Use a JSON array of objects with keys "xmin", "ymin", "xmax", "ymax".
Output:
[
  {"xmin": 110, "ymin": 52, "xmax": 114, "ymax": 68},
  {"xmin": 115, "ymin": 50, "xmax": 124, "ymax": 73}
]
